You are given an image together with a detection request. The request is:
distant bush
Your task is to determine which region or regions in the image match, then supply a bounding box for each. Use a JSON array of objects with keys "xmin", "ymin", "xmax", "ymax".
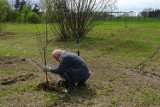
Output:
[
  {"xmin": 16, "ymin": 13, "xmax": 25, "ymax": 23},
  {"xmin": 26, "ymin": 12, "xmax": 41, "ymax": 23},
  {"xmin": 7, "ymin": 10, "xmax": 19, "ymax": 22},
  {"xmin": 0, "ymin": 0, "xmax": 10, "ymax": 32},
  {"xmin": 0, "ymin": 0, "xmax": 10, "ymax": 22}
]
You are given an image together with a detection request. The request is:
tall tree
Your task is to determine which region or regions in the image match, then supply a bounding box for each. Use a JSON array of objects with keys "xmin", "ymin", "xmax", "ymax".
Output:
[
  {"xmin": 14, "ymin": 0, "xmax": 20, "ymax": 11},
  {"xmin": 20, "ymin": 0, "xmax": 26, "ymax": 11},
  {"xmin": 33, "ymin": 4, "xmax": 40, "ymax": 14},
  {"xmin": 42, "ymin": 0, "xmax": 117, "ymax": 40},
  {"xmin": 14, "ymin": 0, "xmax": 27, "ymax": 11}
]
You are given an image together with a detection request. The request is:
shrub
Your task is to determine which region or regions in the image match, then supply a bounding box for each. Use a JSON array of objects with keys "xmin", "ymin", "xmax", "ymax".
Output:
[
  {"xmin": 16, "ymin": 13, "xmax": 25, "ymax": 23},
  {"xmin": 26, "ymin": 12, "xmax": 41, "ymax": 23}
]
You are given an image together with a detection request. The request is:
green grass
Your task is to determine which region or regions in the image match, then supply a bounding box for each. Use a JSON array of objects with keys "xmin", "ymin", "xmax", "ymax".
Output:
[
  {"xmin": 1, "ymin": 20, "xmax": 160, "ymax": 62},
  {"xmin": 0, "ymin": 19, "xmax": 160, "ymax": 106}
]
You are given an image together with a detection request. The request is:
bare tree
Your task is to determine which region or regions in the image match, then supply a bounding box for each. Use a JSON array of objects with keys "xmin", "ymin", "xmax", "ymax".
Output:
[{"xmin": 42, "ymin": 0, "xmax": 117, "ymax": 40}]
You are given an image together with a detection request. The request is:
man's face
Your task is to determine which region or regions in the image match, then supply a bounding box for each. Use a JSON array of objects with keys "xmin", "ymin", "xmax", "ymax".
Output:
[{"xmin": 53, "ymin": 54, "xmax": 60, "ymax": 62}]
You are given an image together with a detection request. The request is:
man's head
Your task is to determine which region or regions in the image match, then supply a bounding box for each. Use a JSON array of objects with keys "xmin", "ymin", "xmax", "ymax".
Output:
[{"xmin": 52, "ymin": 49, "xmax": 63, "ymax": 61}]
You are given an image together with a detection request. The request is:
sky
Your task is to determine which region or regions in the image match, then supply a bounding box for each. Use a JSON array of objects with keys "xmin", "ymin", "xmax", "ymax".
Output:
[
  {"xmin": 117, "ymin": 0, "xmax": 160, "ymax": 12},
  {"xmin": 8, "ymin": 0, "xmax": 160, "ymax": 12}
]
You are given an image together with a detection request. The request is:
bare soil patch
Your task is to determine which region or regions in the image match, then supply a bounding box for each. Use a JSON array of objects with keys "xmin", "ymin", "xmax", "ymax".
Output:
[
  {"xmin": 0, "ymin": 56, "xmax": 26, "ymax": 65},
  {"xmin": 0, "ymin": 32, "xmax": 16, "ymax": 36},
  {"xmin": 0, "ymin": 73, "xmax": 36, "ymax": 85},
  {"xmin": 0, "ymin": 56, "xmax": 38, "ymax": 85},
  {"xmin": 36, "ymin": 82, "xmax": 57, "ymax": 91}
]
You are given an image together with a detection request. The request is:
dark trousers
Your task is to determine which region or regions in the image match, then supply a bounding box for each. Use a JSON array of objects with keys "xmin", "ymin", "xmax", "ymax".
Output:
[{"xmin": 60, "ymin": 69, "xmax": 89, "ymax": 88}]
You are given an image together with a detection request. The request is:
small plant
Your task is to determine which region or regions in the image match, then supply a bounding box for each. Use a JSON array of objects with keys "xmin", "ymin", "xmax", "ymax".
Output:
[
  {"xmin": 111, "ymin": 97, "xmax": 118, "ymax": 105},
  {"xmin": 86, "ymin": 99, "xmax": 94, "ymax": 106},
  {"xmin": 122, "ymin": 13, "xmax": 129, "ymax": 28},
  {"xmin": 100, "ymin": 87, "xmax": 110, "ymax": 95}
]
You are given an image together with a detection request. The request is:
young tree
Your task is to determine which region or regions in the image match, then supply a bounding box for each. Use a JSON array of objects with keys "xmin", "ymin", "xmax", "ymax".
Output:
[
  {"xmin": 42, "ymin": 0, "xmax": 117, "ymax": 40},
  {"xmin": 122, "ymin": 13, "xmax": 129, "ymax": 28}
]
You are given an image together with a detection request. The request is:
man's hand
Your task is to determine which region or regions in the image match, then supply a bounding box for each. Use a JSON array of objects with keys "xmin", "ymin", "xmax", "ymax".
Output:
[{"xmin": 43, "ymin": 66, "xmax": 50, "ymax": 72}]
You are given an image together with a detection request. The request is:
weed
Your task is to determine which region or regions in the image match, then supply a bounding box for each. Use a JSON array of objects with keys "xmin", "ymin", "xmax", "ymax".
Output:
[
  {"xmin": 111, "ymin": 97, "xmax": 119, "ymax": 105},
  {"xmin": 43, "ymin": 92, "xmax": 59, "ymax": 102},
  {"xmin": 99, "ymin": 87, "xmax": 110, "ymax": 95},
  {"xmin": 86, "ymin": 99, "xmax": 94, "ymax": 106}
]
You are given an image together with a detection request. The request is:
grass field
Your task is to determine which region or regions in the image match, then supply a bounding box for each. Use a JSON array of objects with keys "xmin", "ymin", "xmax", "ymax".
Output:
[{"xmin": 0, "ymin": 19, "xmax": 160, "ymax": 107}]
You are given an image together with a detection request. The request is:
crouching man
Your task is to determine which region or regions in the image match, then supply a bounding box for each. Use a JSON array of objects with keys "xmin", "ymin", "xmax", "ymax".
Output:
[{"xmin": 43, "ymin": 49, "xmax": 90, "ymax": 93}]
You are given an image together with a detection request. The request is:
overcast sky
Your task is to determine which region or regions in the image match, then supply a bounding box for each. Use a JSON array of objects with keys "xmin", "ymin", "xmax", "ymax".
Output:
[
  {"xmin": 9, "ymin": 0, "xmax": 160, "ymax": 12},
  {"xmin": 117, "ymin": 0, "xmax": 160, "ymax": 12}
]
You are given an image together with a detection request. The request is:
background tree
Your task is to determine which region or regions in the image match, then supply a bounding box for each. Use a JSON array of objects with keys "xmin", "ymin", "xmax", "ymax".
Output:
[
  {"xmin": 0, "ymin": 0, "xmax": 10, "ymax": 32},
  {"xmin": 26, "ymin": 11, "xmax": 41, "ymax": 23},
  {"xmin": 140, "ymin": 8, "xmax": 153, "ymax": 18},
  {"xmin": 42, "ymin": 0, "xmax": 117, "ymax": 40},
  {"xmin": 32, "ymin": 4, "xmax": 40, "ymax": 14},
  {"xmin": 0, "ymin": 0, "xmax": 10, "ymax": 22},
  {"xmin": 19, "ymin": 0, "xmax": 27, "ymax": 11},
  {"xmin": 14, "ymin": 0, "xmax": 20, "ymax": 11},
  {"xmin": 16, "ymin": 5, "xmax": 31, "ymax": 22}
]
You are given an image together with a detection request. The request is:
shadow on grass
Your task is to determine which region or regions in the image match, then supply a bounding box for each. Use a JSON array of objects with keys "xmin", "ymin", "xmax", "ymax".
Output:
[
  {"xmin": 51, "ymin": 86, "xmax": 96, "ymax": 106},
  {"xmin": 36, "ymin": 82, "xmax": 96, "ymax": 106}
]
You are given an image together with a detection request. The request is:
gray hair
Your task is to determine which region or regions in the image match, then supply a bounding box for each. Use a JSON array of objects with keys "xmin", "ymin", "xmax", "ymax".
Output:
[{"xmin": 52, "ymin": 49, "xmax": 63, "ymax": 56}]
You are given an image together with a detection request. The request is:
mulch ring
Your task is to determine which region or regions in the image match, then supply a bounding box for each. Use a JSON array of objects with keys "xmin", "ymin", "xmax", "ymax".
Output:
[
  {"xmin": 0, "ymin": 56, "xmax": 26, "ymax": 65},
  {"xmin": 0, "ymin": 73, "xmax": 36, "ymax": 85}
]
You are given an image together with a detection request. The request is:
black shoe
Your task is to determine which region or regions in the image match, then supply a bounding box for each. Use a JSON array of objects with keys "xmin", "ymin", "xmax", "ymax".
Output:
[{"xmin": 77, "ymin": 81, "xmax": 86, "ymax": 87}]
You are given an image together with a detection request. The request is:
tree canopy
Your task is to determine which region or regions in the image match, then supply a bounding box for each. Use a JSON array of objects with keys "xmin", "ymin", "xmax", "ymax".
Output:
[{"xmin": 0, "ymin": 0, "xmax": 10, "ymax": 22}]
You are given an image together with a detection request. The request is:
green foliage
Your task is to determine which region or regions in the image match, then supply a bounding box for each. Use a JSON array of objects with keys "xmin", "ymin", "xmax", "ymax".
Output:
[
  {"xmin": 7, "ymin": 10, "xmax": 19, "ymax": 22},
  {"xmin": 111, "ymin": 97, "xmax": 119, "ymax": 105},
  {"xmin": 0, "ymin": 0, "xmax": 10, "ymax": 22},
  {"xmin": 26, "ymin": 12, "xmax": 41, "ymax": 23},
  {"xmin": 43, "ymin": 92, "xmax": 59, "ymax": 102},
  {"xmin": 0, "ymin": 0, "xmax": 10, "ymax": 32},
  {"xmin": 16, "ymin": 6, "xmax": 31, "ymax": 23},
  {"xmin": 15, "ymin": 5, "xmax": 41, "ymax": 23},
  {"xmin": 138, "ymin": 87, "xmax": 160, "ymax": 106},
  {"xmin": 0, "ymin": 87, "xmax": 13, "ymax": 97},
  {"xmin": 99, "ymin": 87, "xmax": 110, "ymax": 95}
]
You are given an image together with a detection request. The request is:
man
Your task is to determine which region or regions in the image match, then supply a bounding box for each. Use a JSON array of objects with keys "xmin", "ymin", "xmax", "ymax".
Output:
[{"xmin": 43, "ymin": 49, "xmax": 90, "ymax": 93}]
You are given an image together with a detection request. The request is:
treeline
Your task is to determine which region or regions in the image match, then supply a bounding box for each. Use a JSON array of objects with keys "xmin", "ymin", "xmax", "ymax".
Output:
[
  {"xmin": 0, "ymin": 0, "xmax": 42, "ymax": 23},
  {"xmin": 140, "ymin": 8, "xmax": 160, "ymax": 18}
]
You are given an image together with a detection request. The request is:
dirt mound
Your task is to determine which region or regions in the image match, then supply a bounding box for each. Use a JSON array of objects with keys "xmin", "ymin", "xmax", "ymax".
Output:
[
  {"xmin": 36, "ymin": 82, "xmax": 56, "ymax": 91},
  {"xmin": 0, "ymin": 32, "xmax": 15, "ymax": 36},
  {"xmin": 0, "ymin": 56, "xmax": 26, "ymax": 65},
  {"xmin": 0, "ymin": 73, "xmax": 36, "ymax": 85}
]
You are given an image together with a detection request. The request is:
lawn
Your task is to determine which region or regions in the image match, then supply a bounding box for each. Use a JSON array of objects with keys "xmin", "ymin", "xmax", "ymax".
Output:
[{"xmin": 0, "ymin": 19, "xmax": 160, "ymax": 106}]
